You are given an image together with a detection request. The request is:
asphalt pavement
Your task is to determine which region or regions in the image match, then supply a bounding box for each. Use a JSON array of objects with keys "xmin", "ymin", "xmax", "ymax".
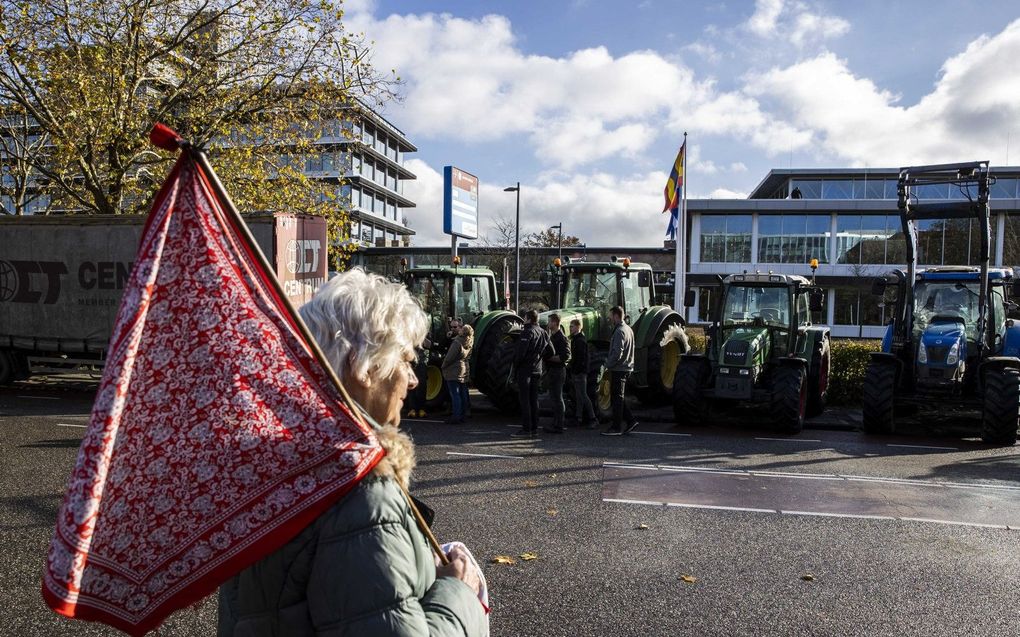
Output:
[{"xmin": 2, "ymin": 379, "xmax": 1019, "ymax": 636}]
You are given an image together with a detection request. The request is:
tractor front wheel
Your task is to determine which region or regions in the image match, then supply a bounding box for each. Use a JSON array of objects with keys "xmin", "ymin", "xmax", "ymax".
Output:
[
  {"xmin": 672, "ymin": 357, "xmax": 710, "ymax": 427},
  {"xmin": 589, "ymin": 350, "xmax": 612, "ymax": 422},
  {"xmin": 482, "ymin": 335, "xmax": 521, "ymax": 412},
  {"xmin": 423, "ymin": 364, "xmax": 449, "ymax": 411},
  {"xmin": 862, "ymin": 360, "xmax": 896, "ymax": 434},
  {"xmin": 771, "ymin": 365, "xmax": 806, "ymax": 434},
  {"xmin": 981, "ymin": 367, "xmax": 1020, "ymax": 446},
  {"xmin": 806, "ymin": 336, "xmax": 830, "ymax": 418}
]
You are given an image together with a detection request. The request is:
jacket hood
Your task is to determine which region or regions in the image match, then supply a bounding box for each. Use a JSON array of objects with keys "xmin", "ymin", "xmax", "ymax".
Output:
[{"xmin": 371, "ymin": 425, "xmax": 416, "ymax": 490}]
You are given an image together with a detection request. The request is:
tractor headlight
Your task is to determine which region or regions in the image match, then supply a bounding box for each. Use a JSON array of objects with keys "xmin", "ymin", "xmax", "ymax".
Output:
[
  {"xmin": 947, "ymin": 341, "xmax": 959, "ymax": 366},
  {"xmin": 739, "ymin": 369, "xmax": 750, "ymax": 375},
  {"xmin": 719, "ymin": 368, "xmax": 730, "ymax": 374},
  {"xmin": 918, "ymin": 341, "xmax": 928, "ymax": 364}
]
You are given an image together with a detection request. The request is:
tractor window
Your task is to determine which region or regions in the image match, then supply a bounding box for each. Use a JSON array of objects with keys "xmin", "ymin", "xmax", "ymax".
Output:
[
  {"xmin": 564, "ymin": 270, "xmax": 619, "ymax": 315},
  {"xmin": 992, "ymin": 286, "xmax": 1007, "ymax": 342},
  {"xmin": 407, "ymin": 276, "xmax": 450, "ymax": 323},
  {"xmin": 722, "ymin": 285, "xmax": 791, "ymax": 329},
  {"xmin": 912, "ymin": 281, "xmax": 980, "ymax": 342},
  {"xmin": 621, "ymin": 271, "xmax": 650, "ymax": 312},
  {"xmin": 796, "ymin": 292, "xmax": 810, "ymax": 325},
  {"xmin": 453, "ymin": 276, "xmax": 495, "ymax": 318}
]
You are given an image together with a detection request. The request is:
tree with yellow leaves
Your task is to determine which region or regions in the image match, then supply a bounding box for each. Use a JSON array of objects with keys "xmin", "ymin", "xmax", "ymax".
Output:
[{"xmin": 0, "ymin": 0, "xmax": 395, "ymax": 268}]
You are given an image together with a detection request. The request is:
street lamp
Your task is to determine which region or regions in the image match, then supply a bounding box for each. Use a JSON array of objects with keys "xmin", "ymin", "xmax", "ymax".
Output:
[
  {"xmin": 550, "ymin": 223, "xmax": 562, "ymax": 307},
  {"xmin": 504, "ymin": 183, "xmax": 520, "ymax": 313}
]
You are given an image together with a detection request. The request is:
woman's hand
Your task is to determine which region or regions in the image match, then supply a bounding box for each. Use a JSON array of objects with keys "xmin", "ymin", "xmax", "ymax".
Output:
[{"xmin": 436, "ymin": 544, "xmax": 482, "ymax": 595}]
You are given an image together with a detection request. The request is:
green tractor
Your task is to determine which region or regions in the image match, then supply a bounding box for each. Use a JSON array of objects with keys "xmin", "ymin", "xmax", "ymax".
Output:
[
  {"xmin": 484, "ymin": 257, "xmax": 689, "ymax": 414},
  {"xmin": 672, "ymin": 273, "xmax": 829, "ymax": 434},
  {"xmin": 401, "ymin": 265, "xmax": 522, "ymax": 411}
]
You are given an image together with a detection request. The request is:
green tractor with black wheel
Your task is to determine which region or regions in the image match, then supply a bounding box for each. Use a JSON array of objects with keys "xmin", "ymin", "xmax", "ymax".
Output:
[
  {"xmin": 672, "ymin": 273, "xmax": 829, "ymax": 434},
  {"xmin": 483, "ymin": 257, "xmax": 688, "ymax": 416},
  {"xmin": 401, "ymin": 266, "xmax": 522, "ymax": 412}
]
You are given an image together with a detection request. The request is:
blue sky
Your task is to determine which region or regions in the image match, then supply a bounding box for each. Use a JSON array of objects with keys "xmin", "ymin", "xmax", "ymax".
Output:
[{"xmin": 343, "ymin": 1, "xmax": 1020, "ymax": 246}]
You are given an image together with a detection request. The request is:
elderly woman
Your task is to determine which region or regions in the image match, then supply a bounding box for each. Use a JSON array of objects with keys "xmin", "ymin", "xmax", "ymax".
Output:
[{"xmin": 218, "ymin": 269, "xmax": 488, "ymax": 636}]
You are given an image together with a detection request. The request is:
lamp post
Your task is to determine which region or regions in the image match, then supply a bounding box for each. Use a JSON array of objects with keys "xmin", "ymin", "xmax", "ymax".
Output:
[
  {"xmin": 550, "ymin": 222, "xmax": 562, "ymax": 307},
  {"xmin": 504, "ymin": 183, "xmax": 520, "ymax": 313}
]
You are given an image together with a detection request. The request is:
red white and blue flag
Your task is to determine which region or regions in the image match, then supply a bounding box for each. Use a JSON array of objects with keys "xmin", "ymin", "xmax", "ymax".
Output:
[{"xmin": 663, "ymin": 141, "xmax": 686, "ymax": 240}]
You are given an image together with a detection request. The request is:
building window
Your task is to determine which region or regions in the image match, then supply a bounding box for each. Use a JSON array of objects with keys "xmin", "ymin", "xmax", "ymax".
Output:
[
  {"xmin": 360, "ymin": 224, "xmax": 373, "ymax": 244},
  {"xmin": 757, "ymin": 214, "xmax": 831, "ymax": 264},
  {"xmin": 833, "ymin": 286, "xmax": 885, "ymax": 326},
  {"xmin": 821, "ymin": 180, "xmax": 853, "ymax": 199},
  {"xmin": 699, "ymin": 214, "xmax": 751, "ymax": 263},
  {"xmin": 852, "ymin": 178, "xmax": 895, "ymax": 199},
  {"xmin": 992, "ymin": 178, "xmax": 1018, "ymax": 199},
  {"xmin": 1004, "ymin": 214, "xmax": 1020, "ymax": 265},
  {"xmin": 836, "ymin": 214, "xmax": 898, "ymax": 265},
  {"xmin": 789, "ymin": 180, "xmax": 821, "ymax": 199},
  {"xmin": 915, "ymin": 183, "xmax": 950, "ymax": 199}
]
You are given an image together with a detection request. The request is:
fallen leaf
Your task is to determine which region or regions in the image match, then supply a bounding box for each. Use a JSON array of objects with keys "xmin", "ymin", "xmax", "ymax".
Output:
[
  {"xmin": 550, "ymin": 473, "xmax": 558, "ymax": 478},
  {"xmin": 490, "ymin": 555, "xmax": 515, "ymax": 565},
  {"xmin": 524, "ymin": 480, "xmax": 539, "ymax": 488},
  {"xmin": 519, "ymin": 552, "xmax": 539, "ymax": 561},
  {"xmin": 680, "ymin": 574, "xmax": 697, "ymax": 584},
  {"xmin": 546, "ymin": 508, "xmax": 559, "ymax": 516},
  {"xmin": 801, "ymin": 574, "xmax": 815, "ymax": 582},
  {"xmin": 635, "ymin": 523, "xmax": 649, "ymax": 530}
]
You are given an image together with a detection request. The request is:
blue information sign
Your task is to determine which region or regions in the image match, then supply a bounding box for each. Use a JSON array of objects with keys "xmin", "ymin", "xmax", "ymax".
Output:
[{"xmin": 443, "ymin": 166, "xmax": 479, "ymax": 239}]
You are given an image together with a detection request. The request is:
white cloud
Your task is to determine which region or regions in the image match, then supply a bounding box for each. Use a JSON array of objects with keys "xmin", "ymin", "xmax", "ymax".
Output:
[
  {"xmin": 743, "ymin": 0, "xmax": 849, "ymax": 47},
  {"xmin": 683, "ymin": 42, "xmax": 722, "ymax": 64},
  {"xmin": 706, "ymin": 187, "xmax": 748, "ymax": 199},
  {"xmin": 743, "ymin": 19, "xmax": 1020, "ymax": 165}
]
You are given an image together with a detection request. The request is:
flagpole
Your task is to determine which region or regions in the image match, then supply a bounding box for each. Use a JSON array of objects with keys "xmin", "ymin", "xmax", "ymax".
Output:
[
  {"xmin": 673, "ymin": 132, "xmax": 687, "ymax": 314},
  {"xmin": 183, "ymin": 144, "xmax": 451, "ymax": 565}
]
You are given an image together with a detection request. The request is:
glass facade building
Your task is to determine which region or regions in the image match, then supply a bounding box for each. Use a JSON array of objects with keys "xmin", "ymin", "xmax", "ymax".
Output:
[{"xmin": 688, "ymin": 167, "xmax": 1020, "ymax": 337}]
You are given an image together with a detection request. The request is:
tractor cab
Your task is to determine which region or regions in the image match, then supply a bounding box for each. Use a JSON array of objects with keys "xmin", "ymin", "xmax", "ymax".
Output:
[
  {"xmin": 403, "ymin": 266, "xmax": 501, "ymax": 346},
  {"xmin": 557, "ymin": 258, "xmax": 655, "ymax": 341}
]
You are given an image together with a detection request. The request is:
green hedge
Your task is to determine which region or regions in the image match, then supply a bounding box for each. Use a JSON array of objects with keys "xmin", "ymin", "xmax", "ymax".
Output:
[{"xmin": 828, "ymin": 338, "xmax": 883, "ymax": 405}]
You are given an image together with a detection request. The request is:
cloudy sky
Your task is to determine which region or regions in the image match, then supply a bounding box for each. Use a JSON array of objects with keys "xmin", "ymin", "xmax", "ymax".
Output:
[{"xmin": 343, "ymin": 0, "xmax": 1020, "ymax": 246}]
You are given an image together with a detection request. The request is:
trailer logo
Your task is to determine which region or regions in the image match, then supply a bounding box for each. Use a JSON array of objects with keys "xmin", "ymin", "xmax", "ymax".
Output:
[
  {"xmin": 0, "ymin": 259, "xmax": 69, "ymax": 304},
  {"xmin": 286, "ymin": 239, "xmax": 322, "ymax": 275}
]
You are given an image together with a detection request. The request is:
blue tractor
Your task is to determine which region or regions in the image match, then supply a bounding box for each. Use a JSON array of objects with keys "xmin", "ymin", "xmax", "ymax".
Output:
[{"xmin": 863, "ymin": 161, "xmax": 1020, "ymax": 445}]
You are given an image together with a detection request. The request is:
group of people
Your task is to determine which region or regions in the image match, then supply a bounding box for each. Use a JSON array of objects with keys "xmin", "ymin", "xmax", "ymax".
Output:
[
  {"xmin": 511, "ymin": 306, "xmax": 639, "ymax": 439},
  {"xmin": 405, "ymin": 318, "xmax": 475, "ymax": 424}
]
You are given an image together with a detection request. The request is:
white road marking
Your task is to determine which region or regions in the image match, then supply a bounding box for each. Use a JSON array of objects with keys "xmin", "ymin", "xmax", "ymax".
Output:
[
  {"xmin": 631, "ymin": 431, "xmax": 692, "ymax": 437},
  {"xmin": 781, "ymin": 510, "xmax": 893, "ymax": 520},
  {"xmin": 603, "ymin": 462, "xmax": 1020, "ymax": 492},
  {"xmin": 56, "ymin": 423, "xmax": 87, "ymax": 428},
  {"xmin": 755, "ymin": 437, "xmax": 823, "ymax": 443},
  {"xmin": 887, "ymin": 443, "xmax": 959, "ymax": 451},
  {"xmin": 446, "ymin": 451, "xmax": 524, "ymax": 460},
  {"xmin": 605, "ymin": 499, "xmax": 1017, "ymax": 530},
  {"xmin": 17, "ymin": 395, "xmax": 61, "ymax": 400}
]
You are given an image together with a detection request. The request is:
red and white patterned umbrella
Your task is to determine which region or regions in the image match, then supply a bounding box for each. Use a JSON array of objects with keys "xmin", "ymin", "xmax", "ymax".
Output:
[{"xmin": 42, "ymin": 125, "xmax": 384, "ymax": 635}]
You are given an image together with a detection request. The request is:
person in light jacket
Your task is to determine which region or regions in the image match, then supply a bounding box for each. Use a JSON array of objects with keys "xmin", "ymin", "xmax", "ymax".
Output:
[
  {"xmin": 442, "ymin": 324, "xmax": 474, "ymax": 424},
  {"xmin": 218, "ymin": 269, "xmax": 488, "ymax": 637},
  {"xmin": 601, "ymin": 305, "xmax": 637, "ymax": 437}
]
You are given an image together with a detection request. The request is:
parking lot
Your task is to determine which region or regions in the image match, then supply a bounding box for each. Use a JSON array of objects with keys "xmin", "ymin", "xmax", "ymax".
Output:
[{"xmin": 2, "ymin": 379, "xmax": 1019, "ymax": 636}]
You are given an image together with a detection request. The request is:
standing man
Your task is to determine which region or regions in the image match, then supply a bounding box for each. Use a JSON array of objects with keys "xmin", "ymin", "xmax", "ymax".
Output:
[
  {"xmin": 568, "ymin": 318, "xmax": 596, "ymax": 428},
  {"xmin": 543, "ymin": 314, "xmax": 570, "ymax": 434},
  {"xmin": 511, "ymin": 310, "xmax": 552, "ymax": 439},
  {"xmin": 602, "ymin": 306, "xmax": 638, "ymax": 436}
]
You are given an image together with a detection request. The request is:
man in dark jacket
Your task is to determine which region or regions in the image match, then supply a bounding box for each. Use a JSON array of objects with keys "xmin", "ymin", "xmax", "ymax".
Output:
[
  {"xmin": 568, "ymin": 319, "xmax": 597, "ymax": 428},
  {"xmin": 511, "ymin": 309, "xmax": 552, "ymax": 438},
  {"xmin": 543, "ymin": 314, "xmax": 570, "ymax": 434},
  {"xmin": 602, "ymin": 305, "xmax": 638, "ymax": 436}
]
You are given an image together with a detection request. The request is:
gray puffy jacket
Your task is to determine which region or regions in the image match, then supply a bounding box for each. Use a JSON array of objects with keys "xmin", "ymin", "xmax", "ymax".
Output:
[{"xmin": 217, "ymin": 426, "xmax": 488, "ymax": 637}]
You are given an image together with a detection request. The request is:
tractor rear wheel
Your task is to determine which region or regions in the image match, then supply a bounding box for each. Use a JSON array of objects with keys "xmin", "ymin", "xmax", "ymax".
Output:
[
  {"xmin": 672, "ymin": 357, "xmax": 710, "ymax": 427},
  {"xmin": 423, "ymin": 364, "xmax": 449, "ymax": 411},
  {"xmin": 771, "ymin": 365, "xmax": 806, "ymax": 434},
  {"xmin": 806, "ymin": 336, "xmax": 830, "ymax": 418},
  {"xmin": 640, "ymin": 319, "xmax": 689, "ymax": 404},
  {"xmin": 862, "ymin": 360, "xmax": 896, "ymax": 434},
  {"xmin": 483, "ymin": 335, "xmax": 521, "ymax": 412},
  {"xmin": 474, "ymin": 315, "xmax": 523, "ymax": 395},
  {"xmin": 981, "ymin": 367, "xmax": 1020, "ymax": 446}
]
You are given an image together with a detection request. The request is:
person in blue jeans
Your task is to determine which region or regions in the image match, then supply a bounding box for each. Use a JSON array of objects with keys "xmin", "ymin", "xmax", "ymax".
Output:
[{"xmin": 442, "ymin": 324, "xmax": 473, "ymax": 424}]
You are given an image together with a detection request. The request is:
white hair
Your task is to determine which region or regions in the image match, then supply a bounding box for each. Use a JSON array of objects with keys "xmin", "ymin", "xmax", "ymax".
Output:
[{"xmin": 299, "ymin": 268, "xmax": 428, "ymax": 385}]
